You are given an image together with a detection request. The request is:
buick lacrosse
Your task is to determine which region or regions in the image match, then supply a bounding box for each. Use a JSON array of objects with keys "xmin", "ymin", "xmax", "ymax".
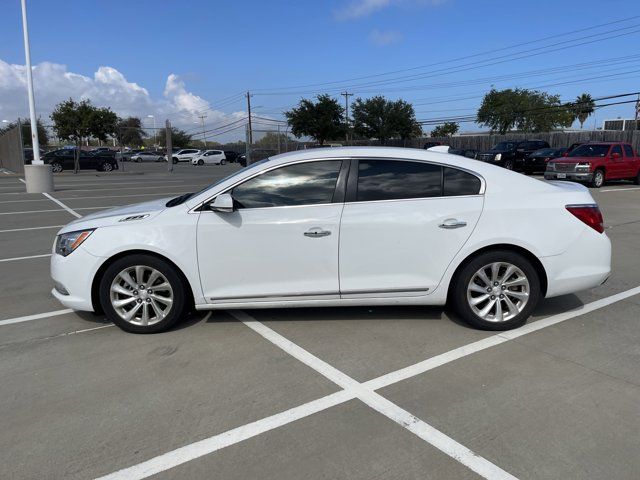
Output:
[{"xmin": 51, "ymin": 147, "xmax": 611, "ymax": 333}]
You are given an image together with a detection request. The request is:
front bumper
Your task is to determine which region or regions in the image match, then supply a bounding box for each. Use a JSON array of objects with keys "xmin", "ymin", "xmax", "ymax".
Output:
[
  {"xmin": 50, "ymin": 247, "xmax": 104, "ymax": 311},
  {"xmin": 544, "ymin": 172, "xmax": 592, "ymax": 182}
]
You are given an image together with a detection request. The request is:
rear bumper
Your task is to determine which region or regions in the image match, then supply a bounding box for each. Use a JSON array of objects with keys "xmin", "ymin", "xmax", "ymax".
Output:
[
  {"xmin": 541, "ymin": 228, "xmax": 611, "ymax": 298},
  {"xmin": 544, "ymin": 172, "xmax": 592, "ymax": 182}
]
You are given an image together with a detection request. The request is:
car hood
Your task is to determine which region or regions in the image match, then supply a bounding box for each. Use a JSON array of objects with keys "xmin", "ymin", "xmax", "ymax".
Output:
[
  {"xmin": 58, "ymin": 197, "xmax": 173, "ymax": 234},
  {"xmin": 552, "ymin": 156, "xmax": 595, "ymax": 163}
]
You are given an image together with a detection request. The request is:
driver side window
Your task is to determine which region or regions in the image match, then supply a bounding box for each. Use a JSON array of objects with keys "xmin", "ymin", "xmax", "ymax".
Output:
[{"xmin": 232, "ymin": 160, "xmax": 343, "ymax": 209}]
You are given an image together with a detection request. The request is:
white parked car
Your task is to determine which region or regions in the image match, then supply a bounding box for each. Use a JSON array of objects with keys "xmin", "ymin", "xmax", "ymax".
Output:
[
  {"xmin": 169, "ymin": 149, "xmax": 201, "ymax": 164},
  {"xmin": 51, "ymin": 147, "xmax": 611, "ymax": 334},
  {"xmin": 192, "ymin": 150, "xmax": 227, "ymax": 166}
]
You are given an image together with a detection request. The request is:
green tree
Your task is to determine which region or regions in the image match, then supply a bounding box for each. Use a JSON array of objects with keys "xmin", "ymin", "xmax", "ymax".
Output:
[
  {"xmin": 50, "ymin": 99, "xmax": 118, "ymax": 172},
  {"xmin": 155, "ymin": 127, "xmax": 193, "ymax": 149},
  {"xmin": 0, "ymin": 118, "xmax": 49, "ymax": 148},
  {"xmin": 351, "ymin": 96, "xmax": 420, "ymax": 144},
  {"xmin": 285, "ymin": 94, "xmax": 344, "ymax": 145},
  {"xmin": 572, "ymin": 93, "xmax": 595, "ymax": 129},
  {"xmin": 476, "ymin": 88, "xmax": 574, "ymax": 134},
  {"xmin": 430, "ymin": 122, "xmax": 459, "ymax": 138},
  {"xmin": 256, "ymin": 132, "xmax": 294, "ymax": 148},
  {"xmin": 116, "ymin": 117, "xmax": 146, "ymax": 147}
]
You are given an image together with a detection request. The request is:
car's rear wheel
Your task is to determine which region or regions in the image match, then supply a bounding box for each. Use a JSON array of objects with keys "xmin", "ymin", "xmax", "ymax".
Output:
[
  {"xmin": 220, "ymin": 159, "xmax": 226, "ymax": 165},
  {"xmin": 172, "ymin": 157, "xmax": 178, "ymax": 164},
  {"xmin": 451, "ymin": 250, "xmax": 541, "ymax": 330},
  {"xmin": 101, "ymin": 162, "xmax": 113, "ymax": 172},
  {"xmin": 197, "ymin": 159, "xmax": 204, "ymax": 165},
  {"xmin": 590, "ymin": 169, "xmax": 605, "ymax": 188},
  {"xmin": 99, "ymin": 254, "xmax": 187, "ymax": 333},
  {"xmin": 51, "ymin": 162, "xmax": 63, "ymax": 173}
]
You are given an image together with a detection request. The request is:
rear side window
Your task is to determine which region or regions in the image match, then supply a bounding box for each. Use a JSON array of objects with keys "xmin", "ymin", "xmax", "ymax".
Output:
[
  {"xmin": 623, "ymin": 145, "xmax": 634, "ymax": 157},
  {"xmin": 443, "ymin": 167, "xmax": 482, "ymax": 196},
  {"xmin": 357, "ymin": 160, "xmax": 441, "ymax": 202},
  {"xmin": 611, "ymin": 145, "xmax": 623, "ymax": 157},
  {"xmin": 232, "ymin": 160, "xmax": 342, "ymax": 209}
]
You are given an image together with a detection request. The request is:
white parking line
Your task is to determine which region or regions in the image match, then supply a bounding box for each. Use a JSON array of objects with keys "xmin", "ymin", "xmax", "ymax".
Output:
[
  {"xmin": 95, "ymin": 284, "xmax": 640, "ymax": 480},
  {"xmin": 0, "ymin": 308, "xmax": 72, "ymax": 327},
  {"xmin": 0, "ymin": 225, "xmax": 63, "ymax": 233},
  {"xmin": 600, "ymin": 187, "xmax": 640, "ymax": 192},
  {"xmin": 0, "ymin": 253, "xmax": 52, "ymax": 263},
  {"xmin": 43, "ymin": 193, "xmax": 82, "ymax": 218},
  {"xmin": 0, "ymin": 206, "xmax": 114, "ymax": 215}
]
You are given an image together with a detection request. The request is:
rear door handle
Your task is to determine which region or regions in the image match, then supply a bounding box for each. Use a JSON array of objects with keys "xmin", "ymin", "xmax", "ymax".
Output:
[
  {"xmin": 304, "ymin": 228, "xmax": 331, "ymax": 238},
  {"xmin": 439, "ymin": 219, "xmax": 467, "ymax": 229}
]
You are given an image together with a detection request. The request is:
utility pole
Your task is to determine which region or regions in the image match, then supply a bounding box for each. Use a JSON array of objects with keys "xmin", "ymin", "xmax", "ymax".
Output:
[
  {"xmin": 246, "ymin": 91, "xmax": 253, "ymax": 165},
  {"xmin": 341, "ymin": 91, "xmax": 353, "ymax": 145},
  {"xmin": 198, "ymin": 114, "xmax": 207, "ymax": 148},
  {"xmin": 277, "ymin": 124, "xmax": 281, "ymax": 154},
  {"xmin": 166, "ymin": 119, "xmax": 173, "ymax": 173},
  {"xmin": 635, "ymin": 93, "xmax": 639, "ymax": 126}
]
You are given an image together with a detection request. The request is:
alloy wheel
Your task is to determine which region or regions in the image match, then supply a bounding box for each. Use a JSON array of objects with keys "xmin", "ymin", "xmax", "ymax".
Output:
[
  {"xmin": 466, "ymin": 262, "xmax": 530, "ymax": 322},
  {"xmin": 109, "ymin": 265, "xmax": 174, "ymax": 326}
]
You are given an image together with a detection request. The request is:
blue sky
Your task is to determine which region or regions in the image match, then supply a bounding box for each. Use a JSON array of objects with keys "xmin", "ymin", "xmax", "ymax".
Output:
[{"xmin": 1, "ymin": 0, "xmax": 639, "ymax": 141}]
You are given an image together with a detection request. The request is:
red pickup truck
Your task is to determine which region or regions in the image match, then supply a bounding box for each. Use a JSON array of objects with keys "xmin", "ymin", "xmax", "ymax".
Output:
[{"xmin": 544, "ymin": 142, "xmax": 640, "ymax": 188}]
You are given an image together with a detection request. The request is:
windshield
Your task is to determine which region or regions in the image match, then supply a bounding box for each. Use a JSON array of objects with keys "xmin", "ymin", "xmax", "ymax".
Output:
[
  {"xmin": 568, "ymin": 144, "xmax": 609, "ymax": 158},
  {"xmin": 490, "ymin": 142, "xmax": 516, "ymax": 151},
  {"xmin": 531, "ymin": 148, "xmax": 556, "ymax": 156},
  {"xmin": 165, "ymin": 157, "xmax": 273, "ymax": 207}
]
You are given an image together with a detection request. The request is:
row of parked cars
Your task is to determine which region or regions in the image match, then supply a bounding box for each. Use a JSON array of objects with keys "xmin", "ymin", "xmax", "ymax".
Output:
[{"xmin": 437, "ymin": 140, "xmax": 640, "ymax": 188}]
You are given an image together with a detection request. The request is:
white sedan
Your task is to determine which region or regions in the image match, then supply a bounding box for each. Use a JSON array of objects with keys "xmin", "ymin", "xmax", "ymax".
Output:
[
  {"xmin": 51, "ymin": 147, "xmax": 611, "ymax": 333},
  {"xmin": 192, "ymin": 150, "xmax": 227, "ymax": 165}
]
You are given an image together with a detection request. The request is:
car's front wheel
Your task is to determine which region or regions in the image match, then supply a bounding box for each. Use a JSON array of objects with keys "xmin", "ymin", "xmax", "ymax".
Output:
[
  {"xmin": 197, "ymin": 159, "xmax": 204, "ymax": 165},
  {"xmin": 503, "ymin": 159, "xmax": 515, "ymax": 170},
  {"xmin": 590, "ymin": 169, "xmax": 605, "ymax": 188},
  {"xmin": 101, "ymin": 162, "xmax": 113, "ymax": 172},
  {"xmin": 51, "ymin": 162, "xmax": 63, "ymax": 173},
  {"xmin": 451, "ymin": 250, "xmax": 541, "ymax": 330},
  {"xmin": 99, "ymin": 254, "xmax": 188, "ymax": 333}
]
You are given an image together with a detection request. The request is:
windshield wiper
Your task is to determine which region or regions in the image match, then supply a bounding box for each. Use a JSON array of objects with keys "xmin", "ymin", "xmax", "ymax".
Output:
[{"xmin": 166, "ymin": 193, "xmax": 193, "ymax": 207}]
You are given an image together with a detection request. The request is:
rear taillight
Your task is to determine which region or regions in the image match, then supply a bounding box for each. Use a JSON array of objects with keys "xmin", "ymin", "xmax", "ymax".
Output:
[{"xmin": 566, "ymin": 205, "xmax": 604, "ymax": 233}]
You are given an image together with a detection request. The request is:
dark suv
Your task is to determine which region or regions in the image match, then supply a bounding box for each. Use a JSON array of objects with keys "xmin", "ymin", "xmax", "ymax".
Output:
[{"xmin": 477, "ymin": 140, "xmax": 550, "ymax": 170}]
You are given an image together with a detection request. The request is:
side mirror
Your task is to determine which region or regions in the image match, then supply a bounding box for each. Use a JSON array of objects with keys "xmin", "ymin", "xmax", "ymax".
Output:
[
  {"xmin": 611, "ymin": 152, "xmax": 620, "ymax": 160},
  {"xmin": 209, "ymin": 193, "xmax": 234, "ymax": 213}
]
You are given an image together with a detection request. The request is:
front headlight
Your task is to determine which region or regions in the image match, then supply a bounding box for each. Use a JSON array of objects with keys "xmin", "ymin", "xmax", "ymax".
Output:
[
  {"xmin": 494, "ymin": 153, "xmax": 502, "ymax": 161},
  {"xmin": 55, "ymin": 229, "xmax": 94, "ymax": 256},
  {"xmin": 575, "ymin": 162, "xmax": 591, "ymax": 171}
]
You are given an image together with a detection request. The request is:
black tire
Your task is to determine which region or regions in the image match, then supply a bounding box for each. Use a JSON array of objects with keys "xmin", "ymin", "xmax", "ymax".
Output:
[
  {"xmin": 197, "ymin": 159, "xmax": 204, "ymax": 165},
  {"xmin": 634, "ymin": 170, "xmax": 640, "ymax": 185},
  {"xmin": 51, "ymin": 162, "xmax": 63, "ymax": 173},
  {"xmin": 450, "ymin": 250, "xmax": 541, "ymax": 331},
  {"xmin": 99, "ymin": 254, "xmax": 188, "ymax": 334},
  {"xmin": 503, "ymin": 159, "xmax": 515, "ymax": 170},
  {"xmin": 172, "ymin": 157, "xmax": 178, "ymax": 164},
  {"xmin": 101, "ymin": 162, "xmax": 113, "ymax": 172},
  {"xmin": 590, "ymin": 168, "xmax": 605, "ymax": 188},
  {"xmin": 220, "ymin": 159, "xmax": 226, "ymax": 165}
]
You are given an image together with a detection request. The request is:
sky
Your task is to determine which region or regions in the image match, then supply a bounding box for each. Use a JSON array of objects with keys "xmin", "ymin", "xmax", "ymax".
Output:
[{"xmin": 1, "ymin": 0, "xmax": 639, "ymax": 142}]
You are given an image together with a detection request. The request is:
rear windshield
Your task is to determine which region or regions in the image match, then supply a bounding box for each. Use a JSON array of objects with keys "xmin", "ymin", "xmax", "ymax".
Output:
[{"xmin": 568, "ymin": 144, "xmax": 609, "ymax": 158}]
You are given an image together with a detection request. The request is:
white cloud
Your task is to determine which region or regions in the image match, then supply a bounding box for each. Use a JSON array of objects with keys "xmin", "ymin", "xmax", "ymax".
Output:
[
  {"xmin": 369, "ymin": 29, "xmax": 404, "ymax": 46},
  {"xmin": 0, "ymin": 59, "xmax": 247, "ymax": 141},
  {"xmin": 334, "ymin": 0, "xmax": 447, "ymax": 20}
]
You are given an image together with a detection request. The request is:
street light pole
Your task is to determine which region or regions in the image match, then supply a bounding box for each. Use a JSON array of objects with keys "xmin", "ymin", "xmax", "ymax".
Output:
[
  {"xmin": 20, "ymin": 0, "xmax": 53, "ymax": 192},
  {"xmin": 147, "ymin": 115, "xmax": 156, "ymax": 147}
]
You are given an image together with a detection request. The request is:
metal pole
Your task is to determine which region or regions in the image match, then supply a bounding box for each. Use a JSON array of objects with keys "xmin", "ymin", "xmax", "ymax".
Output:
[
  {"xmin": 20, "ymin": 0, "xmax": 41, "ymax": 165},
  {"xmin": 166, "ymin": 119, "xmax": 173, "ymax": 173},
  {"xmin": 277, "ymin": 124, "xmax": 281, "ymax": 154},
  {"xmin": 153, "ymin": 116, "xmax": 156, "ymax": 147},
  {"xmin": 246, "ymin": 91, "xmax": 253, "ymax": 146},
  {"xmin": 198, "ymin": 114, "xmax": 207, "ymax": 148},
  {"xmin": 341, "ymin": 91, "xmax": 352, "ymax": 145}
]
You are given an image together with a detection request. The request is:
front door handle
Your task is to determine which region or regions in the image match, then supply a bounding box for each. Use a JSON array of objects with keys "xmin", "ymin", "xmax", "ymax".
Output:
[
  {"xmin": 304, "ymin": 228, "xmax": 331, "ymax": 238},
  {"xmin": 439, "ymin": 219, "xmax": 467, "ymax": 229}
]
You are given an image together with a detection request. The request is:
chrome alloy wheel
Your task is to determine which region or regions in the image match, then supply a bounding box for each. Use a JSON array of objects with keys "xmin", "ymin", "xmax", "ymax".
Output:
[
  {"xmin": 109, "ymin": 265, "xmax": 173, "ymax": 326},
  {"xmin": 466, "ymin": 262, "xmax": 530, "ymax": 322}
]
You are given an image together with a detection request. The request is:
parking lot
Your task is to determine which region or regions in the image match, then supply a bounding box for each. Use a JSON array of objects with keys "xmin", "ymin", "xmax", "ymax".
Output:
[{"xmin": 1, "ymin": 162, "xmax": 640, "ymax": 480}]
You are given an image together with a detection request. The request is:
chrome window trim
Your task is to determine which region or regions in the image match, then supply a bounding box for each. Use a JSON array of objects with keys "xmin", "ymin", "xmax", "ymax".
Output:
[{"xmin": 190, "ymin": 155, "xmax": 486, "ymax": 214}]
